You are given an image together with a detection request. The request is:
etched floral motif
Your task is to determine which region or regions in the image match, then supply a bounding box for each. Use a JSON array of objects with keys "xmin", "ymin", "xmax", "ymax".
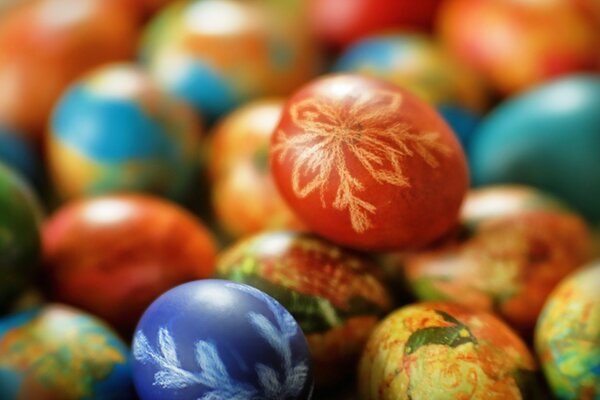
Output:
[
  {"xmin": 272, "ymin": 90, "xmax": 452, "ymax": 233},
  {"xmin": 133, "ymin": 283, "xmax": 312, "ymax": 400}
]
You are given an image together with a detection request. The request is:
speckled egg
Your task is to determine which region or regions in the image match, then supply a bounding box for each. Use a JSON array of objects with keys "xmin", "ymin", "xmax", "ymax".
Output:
[
  {"xmin": 0, "ymin": 304, "xmax": 132, "ymax": 399},
  {"xmin": 0, "ymin": 163, "xmax": 42, "ymax": 312},
  {"xmin": 140, "ymin": 0, "xmax": 318, "ymax": 120},
  {"xmin": 469, "ymin": 75, "xmax": 600, "ymax": 223},
  {"xmin": 216, "ymin": 231, "xmax": 392, "ymax": 385},
  {"xmin": 359, "ymin": 302, "xmax": 541, "ymax": 399},
  {"xmin": 536, "ymin": 262, "xmax": 600, "ymax": 399},
  {"xmin": 209, "ymin": 99, "xmax": 303, "ymax": 238},
  {"xmin": 48, "ymin": 63, "xmax": 201, "ymax": 200},
  {"xmin": 132, "ymin": 279, "xmax": 314, "ymax": 399},
  {"xmin": 42, "ymin": 194, "xmax": 216, "ymax": 335},
  {"xmin": 403, "ymin": 185, "xmax": 594, "ymax": 335},
  {"xmin": 0, "ymin": 125, "xmax": 38, "ymax": 184}
]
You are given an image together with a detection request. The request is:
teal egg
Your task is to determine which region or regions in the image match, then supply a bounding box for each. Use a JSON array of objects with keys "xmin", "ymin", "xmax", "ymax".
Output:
[
  {"xmin": 0, "ymin": 305, "xmax": 133, "ymax": 399},
  {"xmin": 48, "ymin": 63, "xmax": 201, "ymax": 201},
  {"xmin": 469, "ymin": 75, "xmax": 600, "ymax": 222},
  {"xmin": 0, "ymin": 163, "xmax": 42, "ymax": 312},
  {"xmin": 0, "ymin": 126, "xmax": 39, "ymax": 184}
]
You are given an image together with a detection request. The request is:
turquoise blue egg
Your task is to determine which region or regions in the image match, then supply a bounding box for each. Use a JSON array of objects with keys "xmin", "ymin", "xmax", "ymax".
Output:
[
  {"xmin": 469, "ymin": 75, "xmax": 600, "ymax": 222},
  {"xmin": 437, "ymin": 104, "xmax": 481, "ymax": 148},
  {"xmin": 0, "ymin": 126, "xmax": 38, "ymax": 184},
  {"xmin": 0, "ymin": 304, "xmax": 133, "ymax": 399},
  {"xmin": 48, "ymin": 64, "xmax": 200, "ymax": 201}
]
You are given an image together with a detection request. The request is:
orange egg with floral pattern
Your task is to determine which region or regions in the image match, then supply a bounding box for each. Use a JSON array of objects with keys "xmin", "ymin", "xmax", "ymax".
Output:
[
  {"xmin": 359, "ymin": 302, "xmax": 542, "ymax": 399},
  {"xmin": 270, "ymin": 74, "xmax": 469, "ymax": 251}
]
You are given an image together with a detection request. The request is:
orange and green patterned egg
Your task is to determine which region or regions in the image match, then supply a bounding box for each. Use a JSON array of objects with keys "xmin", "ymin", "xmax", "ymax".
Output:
[
  {"xmin": 535, "ymin": 262, "xmax": 600, "ymax": 400},
  {"xmin": 0, "ymin": 304, "xmax": 132, "ymax": 399},
  {"xmin": 359, "ymin": 302, "xmax": 542, "ymax": 400},
  {"xmin": 216, "ymin": 230, "xmax": 393, "ymax": 386}
]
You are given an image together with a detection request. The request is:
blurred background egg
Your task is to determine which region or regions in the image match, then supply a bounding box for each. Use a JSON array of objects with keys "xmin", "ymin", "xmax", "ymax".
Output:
[
  {"xmin": 0, "ymin": 0, "xmax": 140, "ymax": 142},
  {"xmin": 208, "ymin": 99, "xmax": 303, "ymax": 239},
  {"xmin": 0, "ymin": 304, "xmax": 132, "ymax": 400},
  {"xmin": 48, "ymin": 63, "xmax": 202, "ymax": 201},
  {"xmin": 0, "ymin": 163, "xmax": 42, "ymax": 313},
  {"xmin": 216, "ymin": 230, "xmax": 392, "ymax": 386},
  {"xmin": 402, "ymin": 185, "xmax": 594, "ymax": 335},
  {"xmin": 42, "ymin": 194, "xmax": 216, "ymax": 336},
  {"xmin": 535, "ymin": 262, "xmax": 600, "ymax": 399},
  {"xmin": 140, "ymin": 0, "xmax": 319, "ymax": 121},
  {"xmin": 469, "ymin": 75, "xmax": 600, "ymax": 224},
  {"xmin": 359, "ymin": 302, "xmax": 541, "ymax": 399},
  {"xmin": 0, "ymin": 125, "xmax": 39, "ymax": 185},
  {"xmin": 437, "ymin": 0, "xmax": 600, "ymax": 95}
]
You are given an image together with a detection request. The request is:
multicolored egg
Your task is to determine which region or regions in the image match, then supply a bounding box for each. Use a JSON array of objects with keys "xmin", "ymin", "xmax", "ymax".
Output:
[
  {"xmin": 42, "ymin": 194, "xmax": 216, "ymax": 335},
  {"xmin": 403, "ymin": 185, "xmax": 594, "ymax": 335},
  {"xmin": 140, "ymin": 0, "xmax": 318, "ymax": 120},
  {"xmin": 469, "ymin": 75, "xmax": 600, "ymax": 223},
  {"xmin": 535, "ymin": 262, "xmax": 600, "ymax": 400},
  {"xmin": 132, "ymin": 279, "xmax": 314, "ymax": 399},
  {"xmin": 0, "ymin": 163, "xmax": 42, "ymax": 312},
  {"xmin": 0, "ymin": 304, "xmax": 132, "ymax": 399},
  {"xmin": 438, "ymin": 0, "xmax": 600, "ymax": 94},
  {"xmin": 359, "ymin": 302, "xmax": 541, "ymax": 399},
  {"xmin": 0, "ymin": 125, "xmax": 38, "ymax": 184},
  {"xmin": 216, "ymin": 230, "xmax": 392, "ymax": 385},
  {"xmin": 48, "ymin": 63, "xmax": 201, "ymax": 200},
  {"xmin": 209, "ymin": 99, "xmax": 303, "ymax": 238},
  {"xmin": 270, "ymin": 74, "xmax": 468, "ymax": 251},
  {"xmin": 0, "ymin": 0, "xmax": 139, "ymax": 140}
]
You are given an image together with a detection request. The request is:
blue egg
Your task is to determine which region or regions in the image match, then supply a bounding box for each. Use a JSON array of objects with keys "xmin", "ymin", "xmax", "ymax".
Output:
[
  {"xmin": 132, "ymin": 279, "xmax": 314, "ymax": 400},
  {"xmin": 437, "ymin": 104, "xmax": 481, "ymax": 148},
  {"xmin": 0, "ymin": 126, "xmax": 39, "ymax": 184},
  {"xmin": 0, "ymin": 305, "xmax": 133, "ymax": 399},
  {"xmin": 469, "ymin": 75, "xmax": 600, "ymax": 222}
]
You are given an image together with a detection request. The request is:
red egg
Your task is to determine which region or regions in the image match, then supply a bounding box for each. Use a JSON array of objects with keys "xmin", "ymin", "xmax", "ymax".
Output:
[
  {"xmin": 270, "ymin": 74, "xmax": 468, "ymax": 251},
  {"xmin": 0, "ymin": 0, "xmax": 139, "ymax": 141},
  {"xmin": 308, "ymin": 0, "xmax": 442, "ymax": 48},
  {"xmin": 438, "ymin": 0, "xmax": 600, "ymax": 95},
  {"xmin": 42, "ymin": 195, "xmax": 217, "ymax": 335}
]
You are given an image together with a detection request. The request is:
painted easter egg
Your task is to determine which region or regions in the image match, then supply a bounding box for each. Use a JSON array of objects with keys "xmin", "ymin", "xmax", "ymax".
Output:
[
  {"xmin": 0, "ymin": 163, "xmax": 42, "ymax": 312},
  {"xmin": 403, "ymin": 185, "xmax": 594, "ymax": 335},
  {"xmin": 270, "ymin": 74, "xmax": 468, "ymax": 251},
  {"xmin": 438, "ymin": 0, "xmax": 599, "ymax": 94},
  {"xmin": 469, "ymin": 75, "xmax": 600, "ymax": 223},
  {"xmin": 48, "ymin": 63, "xmax": 201, "ymax": 201},
  {"xmin": 140, "ymin": 0, "xmax": 318, "ymax": 121},
  {"xmin": 209, "ymin": 99, "xmax": 303, "ymax": 238},
  {"xmin": 0, "ymin": 304, "xmax": 132, "ymax": 399},
  {"xmin": 0, "ymin": 125, "xmax": 38, "ymax": 184},
  {"xmin": 216, "ymin": 230, "xmax": 392, "ymax": 385},
  {"xmin": 535, "ymin": 262, "xmax": 600, "ymax": 399},
  {"xmin": 42, "ymin": 194, "xmax": 216, "ymax": 335},
  {"xmin": 132, "ymin": 279, "xmax": 314, "ymax": 399},
  {"xmin": 308, "ymin": 0, "xmax": 442, "ymax": 48},
  {"xmin": 359, "ymin": 302, "xmax": 542, "ymax": 399},
  {"xmin": 0, "ymin": 0, "xmax": 139, "ymax": 140}
]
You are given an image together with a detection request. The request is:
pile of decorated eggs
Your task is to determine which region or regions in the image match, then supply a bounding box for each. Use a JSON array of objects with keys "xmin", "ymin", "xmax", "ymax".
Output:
[{"xmin": 0, "ymin": 0, "xmax": 599, "ymax": 399}]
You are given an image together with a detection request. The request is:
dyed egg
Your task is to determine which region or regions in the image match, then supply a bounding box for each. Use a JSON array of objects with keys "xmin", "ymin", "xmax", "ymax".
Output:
[
  {"xmin": 308, "ymin": 0, "xmax": 442, "ymax": 48},
  {"xmin": 0, "ymin": 0, "xmax": 139, "ymax": 140},
  {"xmin": 0, "ymin": 163, "xmax": 42, "ymax": 312},
  {"xmin": 48, "ymin": 64, "xmax": 201, "ymax": 200},
  {"xmin": 0, "ymin": 125, "xmax": 38, "ymax": 184},
  {"xmin": 536, "ymin": 262, "xmax": 600, "ymax": 399},
  {"xmin": 359, "ymin": 302, "xmax": 541, "ymax": 399},
  {"xmin": 42, "ymin": 194, "xmax": 216, "ymax": 335},
  {"xmin": 438, "ymin": 0, "xmax": 600, "ymax": 94},
  {"xmin": 0, "ymin": 304, "xmax": 132, "ymax": 399},
  {"xmin": 216, "ymin": 231, "xmax": 392, "ymax": 385},
  {"xmin": 403, "ymin": 185, "xmax": 593, "ymax": 335},
  {"xmin": 132, "ymin": 279, "xmax": 314, "ymax": 399},
  {"xmin": 270, "ymin": 74, "xmax": 468, "ymax": 251},
  {"xmin": 209, "ymin": 99, "xmax": 303, "ymax": 238},
  {"xmin": 140, "ymin": 0, "xmax": 318, "ymax": 121},
  {"xmin": 469, "ymin": 75, "xmax": 600, "ymax": 223}
]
